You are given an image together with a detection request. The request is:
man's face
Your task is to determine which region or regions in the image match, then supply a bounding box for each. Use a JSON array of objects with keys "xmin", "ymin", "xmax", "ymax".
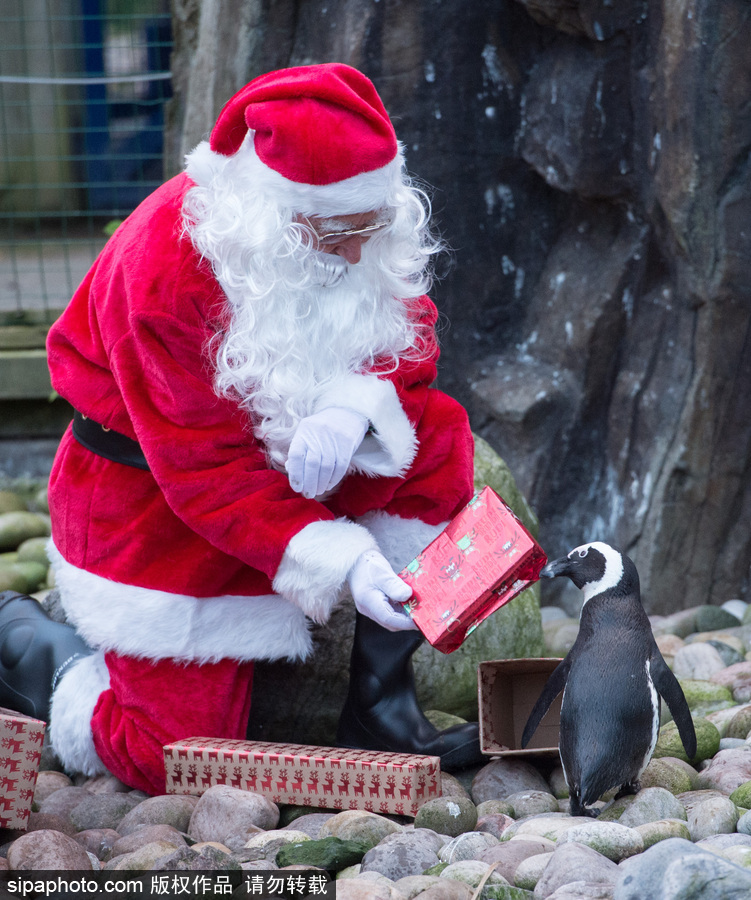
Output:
[{"xmin": 298, "ymin": 210, "xmax": 391, "ymax": 265}]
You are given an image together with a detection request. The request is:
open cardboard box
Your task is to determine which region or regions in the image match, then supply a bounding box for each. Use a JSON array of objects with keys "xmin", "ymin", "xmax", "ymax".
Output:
[{"xmin": 478, "ymin": 658, "xmax": 563, "ymax": 757}]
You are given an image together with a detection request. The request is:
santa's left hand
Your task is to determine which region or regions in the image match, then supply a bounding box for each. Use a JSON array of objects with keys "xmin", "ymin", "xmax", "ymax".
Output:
[{"xmin": 286, "ymin": 407, "xmax": 369, "ymax": 499}]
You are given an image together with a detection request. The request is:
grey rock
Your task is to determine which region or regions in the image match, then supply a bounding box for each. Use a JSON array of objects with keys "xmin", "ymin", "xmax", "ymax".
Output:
[
  {"xmin": 614, "ymin": 837, "xmax": 751, "ymax": 899},
  {"xmin": 439, "ymin": 859, "xmax": 509, "ymax": 888},
  {"xmin": 686, "ymin": 796, "xmax": 739, "ymax": 842},
  {"xmin": 360, "ymin": 833, "xmax": 441, "ymax": 880},
  {"xmin": 476, "ymin": 814, "xmax": 515, "ymax": 839},
  {"xmin": 532, "ymin": 842, "xmax": 619, "ymax": 898},
  {"xmin": 556, "ymin": 822, "xmax": 643, "ymax": 862},
  {"xmin": 68, "ymin": 792, "xmax": 143, "ymax": 832},
  {"xmin": 280, "ymin": 812, "xmax": 335, "ymax": 838},
  {"xmin": 617, "ymin": 787, "xmax": 687, "ymax": 827},
  {"xmin": 110, "ymin": 825, "xmax": 188, "ymax": 859},
  {"xmin": 672, "ymin": 643, "xmax": 727, "ymax": 680},
  {"xmin": 25, "ymin": 812, "xmax": 78, "ymax": 837},
  {"xmin": 706, "ymin": 640, "xmax": 745, "ymax": 668},
  {"xmin": 637, "ymin": 757, "xmax": 698, "ymax": 794},
  {"xmin": 104, "ymin": 840, "xmax": 188, "ymax": 871},
  {"xmin": 188, "ymin": 786, "xmax": 279, "ymax": 849},
  {"xmin": 480, "ymin": 838, "xmax": 552, "ymax": 883},
  {"xmin": 438, "ymin": 831, "xmax": 499, "ymax": 863},
  {"xmin": 514, "ymin": 851, "xmax": 553, "ymax": 891},
  {"xmin": 737, "ymin": 809, "xmax": 751, "ymax": 836},
  {"xmin": 547, "ymin": 884, "xmax": 614, "ymax": 900},
  {"xmin": 37, "ymin": 786, "xmax": 93, "ymax": 820},
  {"xmin": 7, "ymin": 829, "xmax": 94, "ymax": 870},
  {"xmin": 117, "ymin": 794, "xmax": 199, "ymax": 836},
  {"xmin": 471, "ymin": 759, "xmax": 551, "ymax": 805},
  {"xmin": 32, "ymin": 770, "xmax": 74, "ymax": 807},
  {"xmin": 697, "ymin": 745, "xmax": 751, "ymax": 793},
  {"xmin": 694, "ymin": 606, "xmax": 742, "ymax": 632},
  {"xmin": 632, "ymin": 819, "xmax": 691, "ymax": 849},
  {"xmin": 505, "ymin": 791, "xmax": 560, "ymax": 819},
  {"xmin": 393, "ymin": 875, "xmax": 443, "ymax": 899},
  {"xmin": 73, "ymin": 829, "xmax": 123, "ymax": 861}
]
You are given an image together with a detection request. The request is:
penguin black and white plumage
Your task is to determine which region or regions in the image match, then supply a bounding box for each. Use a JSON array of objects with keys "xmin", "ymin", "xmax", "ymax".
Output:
[{"xmin": 522, "ymin": 541, "xmax": 697, "ymax": 818}]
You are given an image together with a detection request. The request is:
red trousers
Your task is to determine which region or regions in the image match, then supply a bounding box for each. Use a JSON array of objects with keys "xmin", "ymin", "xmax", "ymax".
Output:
[{"xmin": 91, "ymin": 652, "xmax": 255, "ymax": 795}]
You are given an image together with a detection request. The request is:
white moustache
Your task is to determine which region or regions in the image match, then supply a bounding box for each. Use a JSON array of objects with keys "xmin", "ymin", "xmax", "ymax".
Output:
[{"xmin": 305, "ymin": 250, "xmax": 349, "ymax": 287}]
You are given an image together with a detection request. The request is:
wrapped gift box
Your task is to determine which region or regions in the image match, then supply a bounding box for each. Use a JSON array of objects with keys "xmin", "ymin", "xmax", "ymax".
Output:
[
  {"xmin": 164, "ymin": 739, "xmax": 440, "ymax": 817},
  {"xmin": 0, "ymin": 707, "xmax": 46, "ymax": 830},
  {"xmin": 399, "ymin": 486, "xmax": 547, "ymax": 653},
  {"xmin": 478, "ymin": 658, "xmax": 562, "ymax": 756}
]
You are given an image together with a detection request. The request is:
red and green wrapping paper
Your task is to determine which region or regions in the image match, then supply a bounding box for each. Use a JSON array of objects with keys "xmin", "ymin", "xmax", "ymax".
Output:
[{"xmin": 399, "ymin": 486, "xmax": 547, "ymax": 653}]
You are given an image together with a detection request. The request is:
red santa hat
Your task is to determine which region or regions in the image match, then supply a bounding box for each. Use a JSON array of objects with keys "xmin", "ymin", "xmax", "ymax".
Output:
[{"xmin": 186, "ymin": 63, "xmax": 404, "ymax": 216}]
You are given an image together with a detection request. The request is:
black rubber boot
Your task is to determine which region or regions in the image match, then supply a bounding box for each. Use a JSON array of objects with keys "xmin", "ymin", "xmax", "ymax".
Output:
[
  {"xmin": 0, "ymin": 591, "xmax": 91, "ymax": 723},
  {"xmin": 336, "ymin": 612, "xmax": 484, "ymax": 772}
]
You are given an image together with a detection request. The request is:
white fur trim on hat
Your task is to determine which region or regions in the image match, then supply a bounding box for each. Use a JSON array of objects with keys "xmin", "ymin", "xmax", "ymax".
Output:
[
  {"xmin": 49, "ymin": 652, "xmax": 110, "ymax": 777},
  {"xmin": 271, "ymin": 518, "xmax": 378, "ymax": 620},
  {"xmin": 313, "ymin": 373, "xmax": 418, "ymax": 478},
  {"xmin": 185, "ymin": 135, "xmax": 405, "ymax": 217},
  {"xmin": 47, "ymin": 541, "xmax": 315, "ymax": 664},
  {"xmin": 357, "ymin": 510, "xmax": 447, "ymax": 572}
]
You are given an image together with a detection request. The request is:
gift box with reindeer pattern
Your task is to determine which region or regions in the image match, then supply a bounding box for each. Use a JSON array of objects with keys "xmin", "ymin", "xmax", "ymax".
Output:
[
  {"xmin": 399, "ymin": 486, "xmax": 547, "ymax": 653},
  {"xmin": 163, "ymin": 739, "xmax": 440, "ymax": 817},
  {"xmin": 0, "ymin": 707, "xmax": 46, "ymax": 830}
]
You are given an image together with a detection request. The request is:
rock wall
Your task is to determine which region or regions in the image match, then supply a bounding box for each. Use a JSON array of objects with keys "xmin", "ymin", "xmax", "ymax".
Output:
[{"xmin": 167, "ymin": 0, "xmax": 751, "ymax": 614}]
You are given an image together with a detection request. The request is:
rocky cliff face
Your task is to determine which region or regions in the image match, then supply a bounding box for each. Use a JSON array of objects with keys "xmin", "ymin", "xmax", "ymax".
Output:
[{"xmin": 169, "ymin": 0, "xmax": 751, "ymax": 614}]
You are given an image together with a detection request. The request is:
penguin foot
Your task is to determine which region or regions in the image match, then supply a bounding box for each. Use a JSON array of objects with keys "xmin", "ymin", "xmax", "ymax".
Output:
[
  {"xmin": 569, "ymin": 795, "xmax": 600, "ymax": 818},
  {"xmin": 614, "ymin": 780, "xmax": 641, "ymax": 800}
]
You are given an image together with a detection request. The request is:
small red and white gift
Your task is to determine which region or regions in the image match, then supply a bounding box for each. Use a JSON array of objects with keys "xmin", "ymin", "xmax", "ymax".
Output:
[
  {"xmin": 164, "ymin": 739, "xmax": 440, "ymax": 817},
  {"xmin": 0, "ymin": 707, "xmax": 46, "ymax": 830},
  {"xmin": 399, "ymin": 486, "xmax": 547, "ymax": 653}
]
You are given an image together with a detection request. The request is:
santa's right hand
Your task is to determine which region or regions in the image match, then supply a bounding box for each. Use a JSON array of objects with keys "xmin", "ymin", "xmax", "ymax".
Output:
[{"xmin": 347, "ymin": 550, "xmax": 417, "ymax": 632}]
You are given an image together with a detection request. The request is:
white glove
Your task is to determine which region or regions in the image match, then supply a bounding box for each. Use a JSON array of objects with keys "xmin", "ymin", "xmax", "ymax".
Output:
[
  {"xmin": 286, "ymin": 407, "xmax": 369, "ymax": 499},
  {"xmin": 348, "ymin": 550, "xmax": 417, "ymax": 632}
]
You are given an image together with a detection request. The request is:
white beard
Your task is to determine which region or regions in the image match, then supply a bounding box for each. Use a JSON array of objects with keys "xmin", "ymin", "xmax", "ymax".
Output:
[{"xmin": 208, "ymin": 240, "xmax": 424, "ymax": 469}]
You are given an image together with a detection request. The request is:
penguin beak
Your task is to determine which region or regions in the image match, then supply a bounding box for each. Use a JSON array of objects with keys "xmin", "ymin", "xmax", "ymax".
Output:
[{"xmin": 540, "ymin": 556, "xmax": 572, "ymax": 579}]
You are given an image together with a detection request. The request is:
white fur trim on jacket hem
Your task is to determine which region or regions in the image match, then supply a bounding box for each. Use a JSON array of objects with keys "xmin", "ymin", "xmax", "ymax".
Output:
[
  {"xmin": 186, "ymin": 136, "xmax": 404, "ymax": 218},
  {"xmin": 357, "ymin": 510, "xmax": 447, "ymax": 573},
  {"xmin": 314, "ymin": 374, "xmax": 418, "ymax": 478},
  {"xmin": 47, "ymin": 541, "xmax": 314, "ymax": 664},
  {"xmin": 272, "ymin": 518, "xmax": 378, "ymax": 620},
  {"xmin": 49, "ymin": 652, "xmax": 110, "ymax": 778}
]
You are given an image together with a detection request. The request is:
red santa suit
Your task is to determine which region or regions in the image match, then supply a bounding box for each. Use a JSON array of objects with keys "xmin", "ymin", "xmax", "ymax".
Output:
[{"xmin": 45, "ymin": 63, "xmax": 475, "ymax": 794}]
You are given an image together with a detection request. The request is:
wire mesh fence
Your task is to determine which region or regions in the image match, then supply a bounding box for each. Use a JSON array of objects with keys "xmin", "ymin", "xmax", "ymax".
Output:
[{"xmin": 0, "ymin": 0, "xmax": 172, "ymax": 324}]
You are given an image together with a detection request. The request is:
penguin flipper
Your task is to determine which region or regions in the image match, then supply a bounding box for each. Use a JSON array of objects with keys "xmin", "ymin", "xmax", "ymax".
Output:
[
  {"xmin": 522, "ymin": 657, "xmax": 571, "ymax": 748},
  {"xmin": 650, "ymin": 650, "xmax": 697, "ymax": 759}
]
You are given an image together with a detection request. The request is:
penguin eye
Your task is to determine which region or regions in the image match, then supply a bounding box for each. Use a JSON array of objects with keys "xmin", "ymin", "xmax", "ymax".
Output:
[{"xmin": 577, "ymin": 549, "xmax": 588, "ymax": 558}]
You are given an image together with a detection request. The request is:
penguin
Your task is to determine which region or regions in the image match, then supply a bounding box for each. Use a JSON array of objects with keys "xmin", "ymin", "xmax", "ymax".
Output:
[{"xmin": 522, "ymin": 541, "xmax": 697, "ymax": 818}]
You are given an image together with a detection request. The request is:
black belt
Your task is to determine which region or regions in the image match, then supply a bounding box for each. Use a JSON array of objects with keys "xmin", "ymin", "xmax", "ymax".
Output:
[{"xmin": 72, "ymin": 410, "xmax": 150, "ymax": 471}]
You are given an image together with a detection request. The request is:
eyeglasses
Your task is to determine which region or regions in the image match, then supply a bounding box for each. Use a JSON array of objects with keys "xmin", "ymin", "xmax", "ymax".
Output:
[{"xmin": 308, "ymin": 214, "xmax": 393, "ymax": 246}]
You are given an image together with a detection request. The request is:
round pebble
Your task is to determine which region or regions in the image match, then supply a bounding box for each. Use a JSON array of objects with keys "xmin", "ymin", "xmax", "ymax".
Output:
[
  {"xmin": 7, "ymin": 830, "xmax": 94, "ymax": 870},
  {"xmin": 188, "ymin": 785, "xmax": 279, "ymax": 849},
  {"xmin": 319, "ymin": 810, "xmax": 401, "ymax": 849},
  {"xmin": 414, "ymin": 796, "xmax": 477, "ymax": 837}
]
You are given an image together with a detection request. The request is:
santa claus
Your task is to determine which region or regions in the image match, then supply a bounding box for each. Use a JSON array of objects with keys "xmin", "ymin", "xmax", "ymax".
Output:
[{"xmin": 0, "ymin": 63, "xmax": 481, "ymax": 794}]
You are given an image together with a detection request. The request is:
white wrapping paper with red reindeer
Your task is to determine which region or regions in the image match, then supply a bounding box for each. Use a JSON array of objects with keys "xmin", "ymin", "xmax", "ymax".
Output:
[
  {"xmin": 163, "ymin": 739, "xmax": 441, "ymax": 817},
  {"xmin": 0, "ymin": 707, "xmax": 46, "ymax": 830},
  {"xmin": 399, "ymin": 486, "xmax": 547, "ymax": 653}
]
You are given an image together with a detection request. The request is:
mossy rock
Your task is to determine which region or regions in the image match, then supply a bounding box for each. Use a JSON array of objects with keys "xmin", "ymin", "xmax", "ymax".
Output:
[
  {"xmin": 730, "ymin": 782, "xmax": 751, "ymax": 809},
  {"xmin": 725, "ymin": 706, "xmax": 751, "ymax": 740},
  {"xmin": 678, "ymin": 679, "xmax": 734, "ymax": 710},
  {"xmin": 275, "ymin": 836, "xmax": 369, "ymax": 871},
  {"xmin": 0, "ymin": 492, "xmax": 26, "ymax": 515},
  {"xmin": 694, "ymin": 605, "xmax": 742, "ymax": 632},
  {"xmin": 653, "ymin": 717, "xmax": 720, "ymax": 764},
  {"xmin": 639, "ymin": 757, "xmax": 699, "ymax": 794},
  {"xmin": 17, "ymin": 536, "xmax": 50, "ymax": 566},
  {"xmin": 0, "ymin": 511, "xmax": 50, "ymax": 552},
  {"xmin": 0, "ymin": 560, "xmax": 48, "ymax": 593},
  {"xmin": 414, "ymin": 796, "xmax": 478, "ymax": 837}
]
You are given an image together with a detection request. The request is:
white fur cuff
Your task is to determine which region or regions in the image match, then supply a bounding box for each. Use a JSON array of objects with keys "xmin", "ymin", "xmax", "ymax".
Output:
[
  {"xmin": 314, "ymin": 373, "xmax": 418, "ymax": 478},
  {"xmin": 272, "ymin": 518, "xmax": 378, "ymax": 620},
  {"xmin": 48, "ymin": 541, "xmax": 315, "ymax": 664},
  {"xmin": 49, "ymin": 652, "xmax": 110, "ymax": 778}
]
